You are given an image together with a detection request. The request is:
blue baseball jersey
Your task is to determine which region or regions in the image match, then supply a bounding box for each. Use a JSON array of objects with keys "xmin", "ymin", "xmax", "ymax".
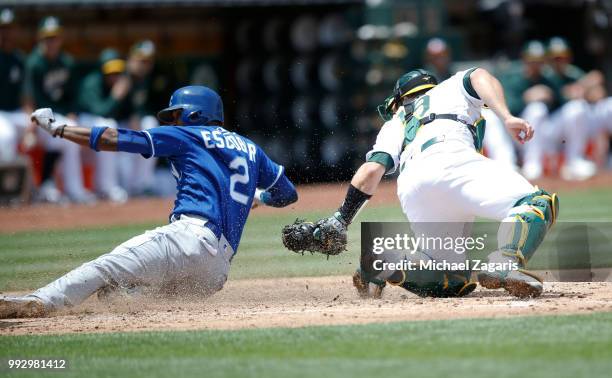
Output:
[{"xmin": 139, "ymin": 126, "xmax": 286, "ymax": 253}]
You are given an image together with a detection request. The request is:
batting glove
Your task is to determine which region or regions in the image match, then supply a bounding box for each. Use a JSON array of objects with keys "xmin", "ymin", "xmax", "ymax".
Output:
[{"xmin": 31, "ymin": 108, "xmax": 65, "ymax": 137}]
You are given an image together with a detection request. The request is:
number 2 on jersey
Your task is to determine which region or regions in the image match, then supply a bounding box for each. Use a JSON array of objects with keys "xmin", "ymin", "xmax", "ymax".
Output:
[{"xmin": 229, "ymin": 156, "xmax": 250, "ymax": 205}]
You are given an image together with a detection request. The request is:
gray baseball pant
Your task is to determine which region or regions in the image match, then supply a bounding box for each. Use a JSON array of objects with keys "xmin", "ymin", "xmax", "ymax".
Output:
[{"xmin": 27, "ymin": 216, "xmax": 232, "ymax": 310}]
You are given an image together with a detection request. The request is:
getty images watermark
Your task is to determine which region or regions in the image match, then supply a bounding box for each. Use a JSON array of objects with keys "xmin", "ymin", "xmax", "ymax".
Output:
[
  {"xmin": 360, "ymin": 222, "xmax": 612, "ymax": 282},
  {"xmin": 370, "ymin": 232, "xmax": 518, "ymax": 273}
]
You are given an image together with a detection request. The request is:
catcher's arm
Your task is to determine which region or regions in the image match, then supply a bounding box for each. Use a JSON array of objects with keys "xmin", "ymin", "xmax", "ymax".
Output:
[
  {"xmin": 282, "ymin": 161, "xmax": 385, "ymax": 255},
  {"xmin": 336, "ymin": 162, "xmax": 385, "ymax": 224},
  {"xmin": 470, "ymin": 68, "xmax": 534, "ymax": 144}
]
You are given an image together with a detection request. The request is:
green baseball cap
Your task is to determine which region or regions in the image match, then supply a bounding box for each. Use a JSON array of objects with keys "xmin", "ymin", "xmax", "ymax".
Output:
[
  {"xmin": 0, "ymin": 9, "xmax": 15, "ymax": 26},
  {"xmin": 38, "ymin": 16, "xmax": 62, "ymax": 39},
  {"xmin": 99, "ymin": 49, "xmax": 126, "ymax": 75}
]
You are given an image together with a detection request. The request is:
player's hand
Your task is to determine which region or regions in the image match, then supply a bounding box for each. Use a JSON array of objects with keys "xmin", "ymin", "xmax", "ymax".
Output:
[
  {"xmin": 282, "ymin": 214, "xmax": 348, "ymax": 256},
  {"xmin": 314, "ymin": 213, "xmax": 347, "ymax": 240},
  {"xmin": 111, "ymin": 75, "xmax": 132, "ymax": 100},
  {"xmin": 31, "ymin": 108, "xmax": 66, "ymax": 137},
  {"xmin": 504, "ymin": 116, "xmax": 533, "ymax": 144}
]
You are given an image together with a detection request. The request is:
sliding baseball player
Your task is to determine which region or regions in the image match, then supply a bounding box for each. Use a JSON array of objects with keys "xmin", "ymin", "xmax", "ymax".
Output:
[{"xmin": 0, "ymin": 85, "xmax": 297, "ymax": 318}]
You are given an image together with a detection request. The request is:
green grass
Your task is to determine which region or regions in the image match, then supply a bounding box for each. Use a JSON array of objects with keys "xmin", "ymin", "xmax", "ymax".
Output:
[
  {"xmin": 1, "ymin": 312, "xmax": 611, "ymax": 377},
  {"xmin": 1, "ymin": 188, "xmax": 612, "ymax": 291}
]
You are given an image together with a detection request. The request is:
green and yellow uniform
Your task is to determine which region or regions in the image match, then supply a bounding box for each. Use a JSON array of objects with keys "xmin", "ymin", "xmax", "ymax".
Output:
[
  {"xmin": 77, "ymin": 72, "xmax": 125, "ymax": 118},
  {"xmin": 23, "ymin": 47, "xmax": 76, "ymax": 114},
  {"xmin": 0, "ymin": 49, "xmax": 23, "ymax": 111},
  {"xmin": 499, "ymin": 65, "xmax": 559, "ymax": 115}
]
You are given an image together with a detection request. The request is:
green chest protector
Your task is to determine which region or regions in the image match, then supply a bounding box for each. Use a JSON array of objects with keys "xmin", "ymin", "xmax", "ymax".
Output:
[{"xmin": 399, "ymin": 97, "xmax": 486, "ymax": 153}]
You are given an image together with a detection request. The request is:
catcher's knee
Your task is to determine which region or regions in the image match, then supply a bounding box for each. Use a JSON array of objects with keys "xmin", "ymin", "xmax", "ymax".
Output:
[{"xmin": 498, "ymin": 189, "xmax": 559, "ymax": 264}]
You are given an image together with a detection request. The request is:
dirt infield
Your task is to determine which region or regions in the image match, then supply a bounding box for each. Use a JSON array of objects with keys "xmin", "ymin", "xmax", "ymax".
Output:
[
  {"xmin": 2, "ymin": 173, "xmax": 612, "ymax": 233},
  {"xmin": 2, "ymin": 277, "xmax": 612, "ymax": 336}
]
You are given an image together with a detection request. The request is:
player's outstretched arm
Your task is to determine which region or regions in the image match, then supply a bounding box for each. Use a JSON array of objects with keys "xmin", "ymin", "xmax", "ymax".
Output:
[
  {"xmin": 31, "ymin": 108, "xmax": 155, "ymax": 155},
  {"xmin": 470, "ymin": 68, "xmax": 534, "ymax": 144}
]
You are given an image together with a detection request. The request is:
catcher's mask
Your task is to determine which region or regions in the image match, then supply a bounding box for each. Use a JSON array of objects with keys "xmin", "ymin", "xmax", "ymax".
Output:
[
  {"xmin": 377, "ymin": 69, "xmax": 438, "ymax": 121},
  {"xmin": 157, "ymin": 85, "xmax": 224, "ymax": 126}
]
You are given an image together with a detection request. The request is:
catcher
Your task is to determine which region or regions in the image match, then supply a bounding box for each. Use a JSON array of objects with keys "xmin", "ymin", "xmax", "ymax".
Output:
[{"xmin": 283, "ymin": 67, "xmax": 558, "ymax": 299}]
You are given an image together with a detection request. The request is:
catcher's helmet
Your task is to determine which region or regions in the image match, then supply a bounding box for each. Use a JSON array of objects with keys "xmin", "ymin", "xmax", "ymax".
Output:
[
  {"xmin": 157, "ymin": 85, "xmax": 224, "ymax": 126},
  {"xmin": 378, "ymin": 69, "xmax": 438, "ymax": 121}
]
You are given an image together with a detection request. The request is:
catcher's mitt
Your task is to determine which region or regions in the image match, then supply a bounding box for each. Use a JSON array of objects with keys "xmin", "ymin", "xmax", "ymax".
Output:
[{"xmin": 282, "ymin": 216, "xmax": 347, "ymax": 256}]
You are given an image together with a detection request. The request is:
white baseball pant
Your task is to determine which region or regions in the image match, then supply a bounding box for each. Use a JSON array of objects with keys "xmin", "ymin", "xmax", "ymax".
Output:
[
  {"xmin": 0, "ymin": 110, "xmax": 29, "ymax": 162},
  {"xmin": 397, "ymin": 137, "xmax": 535, "ymax": 263},
  {"xmin": 37, "ymin": 113, "xmax": 89, "ymax": 200},
  {"xmin": 522, "ymin": 100, "xmax": 592, "ymax": 173},
  {"xmin": 481, "ymin": 109, "xmax": 518, "ymax": 170}
]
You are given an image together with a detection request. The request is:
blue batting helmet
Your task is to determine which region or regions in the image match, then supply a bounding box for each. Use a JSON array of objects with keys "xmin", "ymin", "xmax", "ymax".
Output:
[{"xmin": 157, "ymin": 85, "xmax": 224, "ymax": 126}]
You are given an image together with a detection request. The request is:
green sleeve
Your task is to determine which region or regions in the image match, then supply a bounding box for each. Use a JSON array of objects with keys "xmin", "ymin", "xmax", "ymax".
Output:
[
  {"xmin": 462, "ymin": 68, "xmax": 480, "ymax": 99},
  {"xmin": 367, "ymin": 151, "xmax": 395, "ymax": 173},
  {"xmin": 78, "ymin": 73, "xmax": 120, "ymax": 117}
]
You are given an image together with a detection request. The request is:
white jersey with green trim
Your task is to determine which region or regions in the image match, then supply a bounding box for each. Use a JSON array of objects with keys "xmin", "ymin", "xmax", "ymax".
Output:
[
  {"xmin": 361, "ymin": 67, "xmax": 549, "ymax": 299},
  {"xmin": 366, "ymin": 69, "xmax": 485, "ymax": 174}
]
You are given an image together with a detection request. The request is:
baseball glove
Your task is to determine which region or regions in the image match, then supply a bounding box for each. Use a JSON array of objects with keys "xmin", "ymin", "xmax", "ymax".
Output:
[{"xmin": 282, "ymin": 216, "xmax": 347, "ymax": 256}]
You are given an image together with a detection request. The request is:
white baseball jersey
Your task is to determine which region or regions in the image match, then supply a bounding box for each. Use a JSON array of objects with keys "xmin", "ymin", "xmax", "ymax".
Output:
[
  {"xmin": 366, "ymin": 69, "xmax": 485, "ymax": 174},
  {"xmin": 366, "ymin": 68, "xmax": 535, "ymax": 246}
]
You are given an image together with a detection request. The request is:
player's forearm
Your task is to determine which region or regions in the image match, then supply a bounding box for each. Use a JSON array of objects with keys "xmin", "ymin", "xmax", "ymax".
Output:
[
  {"xmin": 257, "ymin": 175, "xmax": 298, "ymax": 207},
  {"xmin": 334, "ymin": 162, "xmax": 385, "ymax": 226},
  {"xmin": 60, "ymin": 126, "xmax": 118, "ymax": 151},
  {"xmin": 60, "ymin": 126, "xmax": 92, "ymax": 146},
  {"xmin": 471, "ymin": 68, "xmax": 513, "ymax": 121},
  {"xmin": 350, "ymin": 162, "xmax": 386, "ymax": 195}
]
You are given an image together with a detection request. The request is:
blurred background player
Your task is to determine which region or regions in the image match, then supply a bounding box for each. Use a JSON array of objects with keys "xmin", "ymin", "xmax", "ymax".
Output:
[
  {"xmin": 0, "ymin": 9, "xmax": 25, "ymax": 164},
  {"xmin": 77, "ymin": 49, "xmax": 130, "ymax": 203},
  {"xmin": 545, "ymin": 37, "xmax": 607, "ymax": 178},
  {"xmin": 424, "ymin": 37, "xmax": 453, "ymax": 82},
  {"xmin": 23, "ymin": 16, "xmax": 92, "ymax": 203},
  {"xmin": 518, "ymin": 38, "xmax": 597, "ymax": 180},
  {"xmin": 498, "ymin": 40, "xmax": 560, "ymax": 180},
  {"xmin": 116, "ymin": 40, "xmax": 160, "ymax": 196}
]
